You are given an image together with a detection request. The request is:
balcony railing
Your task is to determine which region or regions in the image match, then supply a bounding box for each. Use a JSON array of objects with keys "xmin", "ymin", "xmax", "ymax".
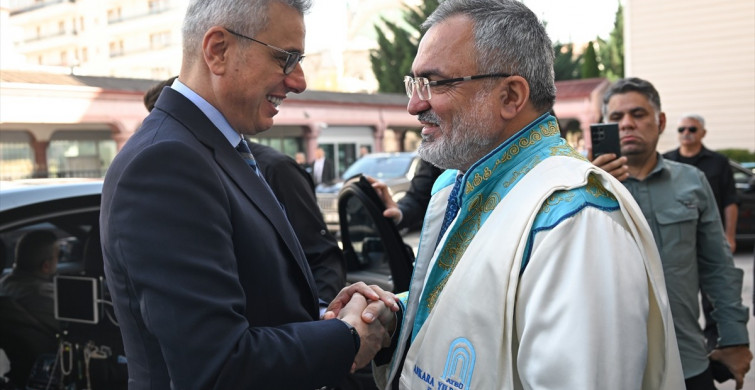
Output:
[
  {"xmin": 107, "ymin": 6, "xmax": 174, "ymax": 25},
  {"xmin": 10, "ymin": 0, "xmax": 73, "ymax": 16},
  {"xmin": 24, "ymin": 29, "xmax": 77, "ymax": 43}
]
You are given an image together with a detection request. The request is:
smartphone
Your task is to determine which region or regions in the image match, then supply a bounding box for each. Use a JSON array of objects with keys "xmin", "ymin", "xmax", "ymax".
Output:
[{"xmin": 590, "ymin": 123, "xmax": 621, "ymax": 158}]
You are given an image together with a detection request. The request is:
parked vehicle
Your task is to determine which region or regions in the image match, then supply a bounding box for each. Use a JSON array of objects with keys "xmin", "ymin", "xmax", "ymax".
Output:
[
  {"xmin": 731, "ymin": 160, "xmax": 755, "ymax": 247},
  {"xmin": 316, "ymin": 152, "xmax": 421, "ymax": 232}
]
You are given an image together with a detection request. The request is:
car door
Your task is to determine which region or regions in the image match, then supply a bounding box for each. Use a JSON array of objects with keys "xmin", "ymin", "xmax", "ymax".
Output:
[{"xmin": 338, "ymin": 175, "xmax": 414, "ymax": 293}]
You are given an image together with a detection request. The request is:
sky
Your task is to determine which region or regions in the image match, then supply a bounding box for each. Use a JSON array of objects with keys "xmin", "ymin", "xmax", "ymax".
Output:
[{"xmin": 523, "ymin": 0, "xmax": 623, "ymax": 43}]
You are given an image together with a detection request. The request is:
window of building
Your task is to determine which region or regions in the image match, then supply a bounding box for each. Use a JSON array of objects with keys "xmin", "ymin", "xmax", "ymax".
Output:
[
  {"xmin": 0, "ymin": 131, "xmax": 34, "ymax": 180},
  {"xmin": 109, "ymin": 40, "xmax": 124, "ymax": 57},
  {"xmin": 149, "ymin": 0, "xmax": 168, "ymax": 13},
  {"xmin": 149, "ymin": 31, "xmax": 171, "ymax": 49},
  {"xmin": 47, "ymin": 130, "xmax": 116, "ymax": 178},
  {"xmin": 58, "ymin": 20, "xmax": 65, "ymax": 34},
  {"xmin": 149, "ymin": 0, "xmax": 169, "ymax": 14},
  {"xmin": 250, "ymin": 137, "xmax": 305, "ymax": 158},
  {"xmin": 81, "ymin": 47, "xmax": 88, "ymax": 63},
  {"xmin": 60, "ymin": 50, "xmax": 67, "ymax": 65},
  {"xmin": 107, "ymin": 8, "xmax": 122, "ymax": 23}
]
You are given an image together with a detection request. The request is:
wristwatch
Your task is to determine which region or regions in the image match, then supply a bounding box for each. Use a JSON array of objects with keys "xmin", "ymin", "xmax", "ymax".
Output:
[{"xmin": 340, "ymin": 319, "xmax": 360, "ymax": 354}]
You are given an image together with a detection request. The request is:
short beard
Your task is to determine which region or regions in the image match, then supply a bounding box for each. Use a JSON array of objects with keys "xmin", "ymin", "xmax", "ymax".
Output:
[{"xmin": 417, "ymin": 91, "xmax": 498, "ymax": 171}]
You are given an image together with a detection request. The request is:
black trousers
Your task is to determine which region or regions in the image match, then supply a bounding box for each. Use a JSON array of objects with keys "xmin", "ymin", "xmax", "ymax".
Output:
[{"xmin": 685, "ymin": 366, "xmax": 717, "ymax": 390}]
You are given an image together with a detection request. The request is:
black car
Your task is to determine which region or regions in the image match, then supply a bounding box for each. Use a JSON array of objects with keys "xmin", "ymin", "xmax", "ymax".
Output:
[
  {"xmin": 732, "ymin": 160, "xmax": 755, "ymax": 247},
  {"xmin": 316, "ymin": 152, "xmax": 421, "ymax": 232}
]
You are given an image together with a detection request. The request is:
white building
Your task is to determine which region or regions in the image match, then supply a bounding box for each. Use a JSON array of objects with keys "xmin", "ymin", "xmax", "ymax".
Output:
[
  {"xmin": 4, "ymin": 0, "xmax": 417, "ymax": 90},
  {"xmin": 625, "ymin": 0, "xmax": 755, "ymax": 153},
  {"xmin": 5, "ymin": 0, "xmax": 187, "ymax": 79}
]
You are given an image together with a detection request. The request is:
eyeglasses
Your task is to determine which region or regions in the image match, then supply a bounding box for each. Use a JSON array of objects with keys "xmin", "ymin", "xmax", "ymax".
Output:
[
  {"xmin": 404, "ymin": 73, "xmax": 511, "ymax": 100},
  {"xmin": 677, "ymin": 126, "xmax": 698, "ymax": 133},
  {"xmin": 225, "ymin": 28, "xmax": 304, "ymax": 75}
]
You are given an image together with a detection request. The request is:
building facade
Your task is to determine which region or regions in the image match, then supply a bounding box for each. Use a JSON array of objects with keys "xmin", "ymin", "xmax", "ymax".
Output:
[
  {"xmin": 6, "ymin": 0, "xmax": 188, "ymax": 80},
  {"xmin": 4, "ymin": 0, "xmax": 418, "ymax": 91},
  {"xmin": 625, "ymin": 0, "xmax": 755, "ymax": 153},
  {"xmin": 0, "ymin": 71, "xmax": 422, "ymax": 180}
]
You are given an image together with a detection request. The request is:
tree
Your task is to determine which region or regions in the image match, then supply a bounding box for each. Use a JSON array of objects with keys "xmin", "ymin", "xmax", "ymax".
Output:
[
  {"xmin": 370, "ymin": 0, "xmax": 439, "ymax": 93},
  {"xmin": 597, "ymin": 2, "xmax": 624, "ymax": 79},
  {"xmin": 553, "ymin": 42, "xmax": 582, "ymax": 81},
  {"xmin": 581, "ymin": 41, "xmax": 600, "ymax": 78}
]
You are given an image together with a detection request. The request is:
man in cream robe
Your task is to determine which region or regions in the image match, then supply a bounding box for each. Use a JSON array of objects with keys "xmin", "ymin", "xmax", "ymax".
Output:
[
  {"xmin": 365, "ymin": 1, "xmax": 684, "ymax": 388},
  {"xmin": 374, "ymin": 115, "xmax": 683, "ymax": 389}
]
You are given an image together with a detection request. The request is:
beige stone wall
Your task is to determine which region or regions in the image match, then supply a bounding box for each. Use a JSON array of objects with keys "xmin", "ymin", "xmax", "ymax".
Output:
[{"xmin": 625, "ymin": 0, "xmax": 755, "ymax": 154}]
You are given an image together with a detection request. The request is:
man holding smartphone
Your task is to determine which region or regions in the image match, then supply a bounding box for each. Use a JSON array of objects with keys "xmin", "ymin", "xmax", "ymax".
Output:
[{"xmin": 592, "ymin": 77, "xmax": 751, "ymax": 390}]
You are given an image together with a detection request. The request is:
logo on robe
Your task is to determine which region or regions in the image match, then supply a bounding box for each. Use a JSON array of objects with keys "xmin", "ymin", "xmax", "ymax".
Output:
[{"xmin": 441, "ymin": 338, "xmax": 475, "ymax": 389}]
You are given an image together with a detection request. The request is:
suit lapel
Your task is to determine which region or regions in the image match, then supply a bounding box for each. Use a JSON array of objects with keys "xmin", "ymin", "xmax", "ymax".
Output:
[{"xmin": 154, "ymin": 89, "xmax": 320, "ymax": 311}]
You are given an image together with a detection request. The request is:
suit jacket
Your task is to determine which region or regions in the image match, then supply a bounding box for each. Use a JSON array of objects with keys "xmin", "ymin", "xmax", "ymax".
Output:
[
  {"xmin": 313, "ymin": 158, "xmax": 336, "ymax": 185},
  {"xmin": 248, "ymin": 143, "xmax": 346, "ymax": 302},
  {"xmin": 100, "ymin": 88, "xmax": 354, "ymax": 389}
]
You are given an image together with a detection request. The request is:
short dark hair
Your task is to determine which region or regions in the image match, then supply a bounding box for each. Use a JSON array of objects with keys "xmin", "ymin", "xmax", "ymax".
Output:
[
  {"xmin": 143, "ymin": 76, "xmax": 178, "ymax": 112},
  {"xmin": 602, "ymin": 77, "xmax": 662, "ymax": 117},
  {"xmin": 15, "ymin": 230, "xmax": 57, "ymax": 272}
]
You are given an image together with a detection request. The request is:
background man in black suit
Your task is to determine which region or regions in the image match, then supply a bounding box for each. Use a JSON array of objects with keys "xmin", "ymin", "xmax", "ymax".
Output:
[
  {"xmin": 313, "ymin": 146, "xmax": 336, "ymax": 185},
  {"xmin": 100, "ymin": 1, "xmax": 397, "ymax": 388}
]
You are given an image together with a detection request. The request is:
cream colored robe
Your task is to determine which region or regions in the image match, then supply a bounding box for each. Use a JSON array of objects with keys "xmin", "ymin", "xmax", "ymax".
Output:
[{"xmin": 376, "ymin": 156, "xmax": 684, "ymax": 389}]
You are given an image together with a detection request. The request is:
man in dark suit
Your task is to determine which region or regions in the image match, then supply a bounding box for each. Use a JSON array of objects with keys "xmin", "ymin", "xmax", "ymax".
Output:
[
  {"xmin": 144, "ymin": 79, "xmax": 345, "ymax": 304},
  {"xmin": 99, "ymin": 1, "xmax": 397, "ymax": 389}
]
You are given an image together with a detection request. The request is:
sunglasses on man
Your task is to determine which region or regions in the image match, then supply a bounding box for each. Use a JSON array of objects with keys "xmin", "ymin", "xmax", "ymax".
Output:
[{"xmin": 677, "ymin": 126, "xmax": 698, "ymax": 133}]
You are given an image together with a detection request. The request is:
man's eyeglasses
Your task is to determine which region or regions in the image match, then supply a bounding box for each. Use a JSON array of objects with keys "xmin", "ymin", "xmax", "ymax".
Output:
[
  {"xmin": 677, "ymin": 126, "xmax": 698, "ymax": 133},
  {"xmin": 225, "ymin": 28, "xmax": 304, "ymax": 75},
  {"xmin": 404, "ymin": 73, "xmax": 511, "ymax": 101}
]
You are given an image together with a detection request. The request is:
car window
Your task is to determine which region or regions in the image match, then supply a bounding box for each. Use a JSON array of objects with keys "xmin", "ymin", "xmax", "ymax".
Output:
[
  {"xmin": 0, "ymin": 220, "xmax": 93, "ymax": 276},
  {"xmin": 732, "ymin": 163, "xmax": 754, "ymax": 190},
  {"xmin": 342, "ymin": 155, "xmax": 415, "ymax": 180}
]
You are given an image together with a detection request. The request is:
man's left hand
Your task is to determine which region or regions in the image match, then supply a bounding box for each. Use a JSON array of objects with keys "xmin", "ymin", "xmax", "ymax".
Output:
[{"xmin": 709, "ymin": 345, "xmax": 753, "ymax": 389}]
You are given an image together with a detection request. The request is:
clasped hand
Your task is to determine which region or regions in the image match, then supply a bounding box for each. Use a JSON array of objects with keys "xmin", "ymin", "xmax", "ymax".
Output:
[{"xmin": 323, "ymin": 282, "xmax": 400, "ymax": 372}]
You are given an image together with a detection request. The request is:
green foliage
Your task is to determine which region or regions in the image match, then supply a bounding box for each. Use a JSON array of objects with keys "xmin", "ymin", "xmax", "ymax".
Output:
[
  {"xmin": 370, "ymin": 0, "xmax": 439, "ymax": 93},
  {"xmin": 718, "ymin": 149, "xmax": 755, "ymax": 163},
  {"xmin": 370, "ymin": 17, "xmax": 417, "ymax": 93},
  {"xmin": 581, "ymin": 41, "xmax": 600, "ymax": 78},
  {"xmin": 553, "ymin": 42, "xmax": 582, "ymax": 81},
  {"xmin": 596, "ymin": 2, "xmax": 624, "ymax": 79}
]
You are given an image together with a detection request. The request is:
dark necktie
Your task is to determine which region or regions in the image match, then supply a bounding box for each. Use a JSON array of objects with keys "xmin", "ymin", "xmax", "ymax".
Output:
[
  {"xmin": 235, "ymin": 138, "xmax": 285, "ymax": 212},
  {"xmin": 436, "ymin": 173, "xmax": 463, "ymax": 248},
  {"xmin": 235, "ymin": 139, "xmax": 260, "ymax": 175}
]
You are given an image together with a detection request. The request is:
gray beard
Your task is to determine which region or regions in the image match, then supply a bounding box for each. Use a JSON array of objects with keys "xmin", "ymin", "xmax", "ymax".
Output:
[{"xmin": 417, "ymin": 94, "xmax": 497, "ymax": 171}]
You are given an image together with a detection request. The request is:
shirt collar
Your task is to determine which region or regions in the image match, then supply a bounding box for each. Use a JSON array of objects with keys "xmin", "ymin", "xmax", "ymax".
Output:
[
  {"xmin": 632, "ymin": 152, "xmax": 667, "ymax": 181},
  {"xmin": 171, "ymin": 79, "xmax": 242, "ymax": 147}
]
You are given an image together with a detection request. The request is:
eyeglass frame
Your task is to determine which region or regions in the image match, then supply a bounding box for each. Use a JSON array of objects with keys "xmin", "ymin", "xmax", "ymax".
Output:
[
  {"xmin": 677, "ymin": 126, "xmax": 699, "ymax": 133},
  {"xmin": 224, "ymin": 28, "xmax": 304, "ymax": 75},
  {"xmin": 404, "ymin": 73, "xmax": 512, "ymax": 100}
]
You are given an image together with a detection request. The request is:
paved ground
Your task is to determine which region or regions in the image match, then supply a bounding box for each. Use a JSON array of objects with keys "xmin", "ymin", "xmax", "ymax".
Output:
[{"xmin": 402, "ymin": 233, "xmax": 755, "ymax": 387}]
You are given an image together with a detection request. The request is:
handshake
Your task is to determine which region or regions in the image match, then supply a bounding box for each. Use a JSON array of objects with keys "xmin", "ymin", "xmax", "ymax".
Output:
[{"xmin": 322, "ymin": 282, "xmax": 400, "ymax": 372}]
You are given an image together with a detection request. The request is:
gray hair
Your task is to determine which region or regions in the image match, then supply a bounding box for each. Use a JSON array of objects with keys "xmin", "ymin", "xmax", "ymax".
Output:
[
  {"xmin": 602, "ymin": 77, "xmax": 662, "ymax": 117},
  {"xmin": 679, "ymin": 113, "xmax": 705, "ymax": 127},
  {"xmin": 421, "ymin": 0, "xmax": 556, "ymax": 112},
  {"xmin": 182, "ymin": 0, "xmax": 311, "ymax": 64}
]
